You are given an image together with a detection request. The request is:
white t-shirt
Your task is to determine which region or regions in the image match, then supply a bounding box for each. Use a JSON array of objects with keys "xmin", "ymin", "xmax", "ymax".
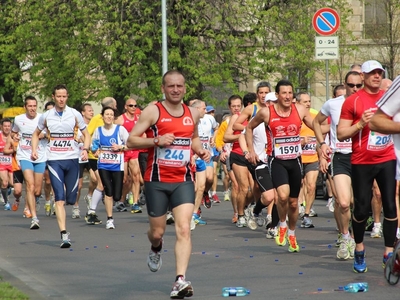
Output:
[
  {"xmin": 243, "ymin": 121, "xmax": 267, "ymax": 163},
  {"xmin": 198, "ymin": 114, "xmax": 218, "ymax": 151},
  {"xmin": 376, "ymin": 75, "xmax": 400, "ymax": 179},
  {"xmin": 37, "ymin": 106, "xmax": 87, "ymax": 161},
  {"xmin": 320, "ymin": 95, "xmax": 352, "ymax": 154},
  {"xmin": 13, "ymin": 113, "xmax": 47, "ymax": 163}
]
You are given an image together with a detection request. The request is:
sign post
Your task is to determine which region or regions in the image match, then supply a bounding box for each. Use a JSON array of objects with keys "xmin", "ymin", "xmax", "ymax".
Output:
[{"xmin": 312, "ymin": 8, "xmax": 340, "ymax": 100}]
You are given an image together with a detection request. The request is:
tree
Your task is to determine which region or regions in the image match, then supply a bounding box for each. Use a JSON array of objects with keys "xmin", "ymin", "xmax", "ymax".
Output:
[{"xmin": 364, "ymin": 0, "xmax": 400, "ymax": 79}]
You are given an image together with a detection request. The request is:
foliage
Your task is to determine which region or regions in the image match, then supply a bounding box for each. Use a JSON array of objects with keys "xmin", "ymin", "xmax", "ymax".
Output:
[{"xmin": 0, "ymin": 0, "xmax": 355, "ymax": 107}]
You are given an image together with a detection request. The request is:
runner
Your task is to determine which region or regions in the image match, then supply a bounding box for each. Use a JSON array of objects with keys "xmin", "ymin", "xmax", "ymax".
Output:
[
  {"xmin": 337, "ymin": 60, "xmax": 397, "ymax": 273},
  {"xmin": 245, "ymin": 79, "xmax": 315, "ymax": 252},
  {"xmin": 31, "ymin": 84, "xmax": 90, "ymax": 248},
  {"xmin": 127, "ymin": 70, "xmax": 210, "ymax": 298},
  {"xmin": 0, "ymin": 118, "xmax": 13, "ymax": 211}
]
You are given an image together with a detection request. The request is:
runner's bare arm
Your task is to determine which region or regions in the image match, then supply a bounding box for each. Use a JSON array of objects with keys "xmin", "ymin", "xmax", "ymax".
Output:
[
  {"xmin": 223, "ymin": 114, "xmax": 241, "ymax": 143},
  {"xmin": 127, "ymin": 105, "xmax": 160, "ymax": 149},
  {"xmin": 370, "ymin": 109, "xmax": 400, "ymax": 134},
  {"xmin": 232, "ymin": 105, "xmax": 253, "ymax": 132}
]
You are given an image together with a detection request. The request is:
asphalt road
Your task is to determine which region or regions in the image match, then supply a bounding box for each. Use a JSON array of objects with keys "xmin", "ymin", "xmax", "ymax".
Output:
[{"xmin": 0, "ymin": 187, "xmax": 399, "ymax": 300}]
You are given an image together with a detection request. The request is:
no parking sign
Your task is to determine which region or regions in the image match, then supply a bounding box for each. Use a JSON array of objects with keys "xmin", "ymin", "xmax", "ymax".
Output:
[{"xmin": 312, "ymin": 8, "xmax": 340, "ymax": 36}]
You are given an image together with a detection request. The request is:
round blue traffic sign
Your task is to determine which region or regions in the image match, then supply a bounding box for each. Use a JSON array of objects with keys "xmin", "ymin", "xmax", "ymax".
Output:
[{"xmin": 312, "ymin": 8, "xmax": 340, "ymax": 36}]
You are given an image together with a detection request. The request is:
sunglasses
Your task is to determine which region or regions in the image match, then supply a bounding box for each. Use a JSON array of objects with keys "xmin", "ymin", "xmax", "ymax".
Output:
[
  {"xmin": 127, "ymin": 104, "xmax": 137, "ymax": 107},
  {"xmin": 346, "ymin": 83, "xmax": 362, "ymax": 88}
]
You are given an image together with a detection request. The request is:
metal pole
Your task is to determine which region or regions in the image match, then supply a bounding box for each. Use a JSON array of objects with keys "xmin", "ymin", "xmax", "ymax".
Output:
[
  {"xmin": 161, "ymin": 0, "xmax": 168, "ymax": 76},
  {"xmin": 325, "ymin": 60, "xmax": 329, "ymax": 100}
]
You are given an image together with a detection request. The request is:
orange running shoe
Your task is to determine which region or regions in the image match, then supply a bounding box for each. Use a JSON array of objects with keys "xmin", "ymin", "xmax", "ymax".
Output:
[
  {"xmin": 288, "ymin": 235, "xmax": 300, "ymax": 253},
  {"xmin": 12, "ymin": 201, "xmax": 20, "ymax": 211},
  {"xmin": 275, "ymin": 226, "xmax": 288, "ymax": 246},
  {"xmin": 23, "ymin": 208, "xmax": 32, "ymax": 218},
  {"xmin": 231, "ymin": 213, "xmax": 238, "ymax": 224}
]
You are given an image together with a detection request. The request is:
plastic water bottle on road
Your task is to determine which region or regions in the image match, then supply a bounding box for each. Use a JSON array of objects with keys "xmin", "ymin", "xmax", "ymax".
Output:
[
  {"xmin": 343, "ymin": 282, "xmax": 368, "ymax": 293},
  {"xmin": 222, "ymin": 287, "xmax": 250, "ymax": 297}
]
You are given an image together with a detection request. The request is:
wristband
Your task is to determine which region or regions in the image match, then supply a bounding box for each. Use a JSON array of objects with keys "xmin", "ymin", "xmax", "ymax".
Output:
[
  {"xmin": 243, "ymin": 151, "xmax": 249, "ymax": 156},
  {"xmin": 356, "ymin": 122, "xmax": 364, "ymax": 130},
  {"xmin": 83, "ymin": 148, "xmax": 89, "ymax": 152},
  {"xmin": 318, "ymin": 142, "xmax": 326, "ymax": 147}
]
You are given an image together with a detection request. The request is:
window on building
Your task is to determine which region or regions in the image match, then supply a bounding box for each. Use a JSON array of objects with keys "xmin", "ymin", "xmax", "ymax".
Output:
[{"xmin": 364, "ymin": 0, "xmax": 388, "ymax": 39}]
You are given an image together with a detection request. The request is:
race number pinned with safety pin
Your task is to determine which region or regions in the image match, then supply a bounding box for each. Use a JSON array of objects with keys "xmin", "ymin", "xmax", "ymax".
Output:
[{"xmin": 274, "ymin": 136, "xmax": 301, "ymax": 160}]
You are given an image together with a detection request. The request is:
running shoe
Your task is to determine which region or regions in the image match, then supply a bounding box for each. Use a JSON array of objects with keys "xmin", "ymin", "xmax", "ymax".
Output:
[
  {"xmin": 300, "ymin": 216, "xmax": 314, "ymax": 228},
  {"xmin": 255, "ymin": 213, "xmax": 266, "ymax": 227},
  {"xmin": 223, "ymin": 191, "xmax": 230, "ymax": 201},
  {"xmin": 326, "ymin": 197, "xmax": 335, "ymax": 213},
  {"xmin": 84, "ymin": 194, "xmax": 92, "ymax": 210},
  {"xmin": 348, "ymin": 239, "xmax": 355, "ymax": 259},
  {"xmin": 23, "ymin": 208, "xmax": 32, "ymax": 218},
  {"xmin": 114, "ymin": 202, "xmax": 127, "ymax": 212},
  {"xmin": 190, "ymin": 217, "xmax": 196, "ymax": 231},
  {"xmin": 298, "ymin": 204, "xmax": 305, "ymax": 219},
  {"xmin": 371, "ymin": 224, "xmax": 382, "ymax": 238},
  {"xmin": 131, "ymin": 203, "xmax": 142, "ymax": 213},
  {"xmin": 127, "ymin": 192, "xmax": 134, "ymax": 205},
  {"xmin": 60, "ymin": 232, "xmax": 71, "ymax": 248},
  {"xmin": 309, "ymin": 207, "xmax": 318, "ymax": 217},
  {"xmin": 4, "ymin": 203, "xmax": 11, "ymax": 211},
  {"xmin": 383, "ymin": 252, "xmax": 393, "ymax": 268},
  {"xmin": 266, "ymin": 227, "xmax": 278, "ymax": 239},
  {"xmin": 30, "ymin": 218, "xmax": 40, "ymax": 230},
  {"xmin": 203, "ymin": 192, "xmax": 212, "ymax": 209},
  {"xmin": 236, "ymin": 216, "xmax": 247, "ymax": 228},
  {"xmin": 384, "ymin": 240, "xmax": 400, "ymax": 285},
  {"xmin": 353, "ymin": 249, "xmax": 367, "ymax": 273},
  {"xmin": 246, "ymin": 215, "xmax": 257, "ymax": 230},
  {"xmin": 231, "ymin": 213, "xmax": 238, "ymax": 224},
  {"xmin": 365, "ymin": 215, "xmax": 374, "ymax": 231},
  {"xmin": 72, "ymin": 207, "xmax": 80, "ymax": 219},
  {"xmin": 147, "ymin": 249, "xmax": 162, "ymax": 272},
  {"xmin": 12, "ymin": 200, "xmax": 19, "ymax": 211},
  {"xmin": 44, "ymin": 202, "xmax": 51, "ymax": 216},
  {"xmin": 193, "ymin": 214, "xmax": 206, "ymax": 225},
  {"xmin": 166, "ymin": 211, "xmax": 175, "ymax": 224},
  {"xmin": 211, "ymin": 193, "xmax": 220, "ymax": 203},
  {"xmin": 335, "ymin": 233, "xmax": 343, "ymax": 247},
  {"xmin": 266, "ymin": 214, "xmax": 272, "ymax": 226},
  {"xmin": 288, "ymin": 235, "xmax": 300, "ymax": 252},
  {"xmin": 337, "ymin": 239, "xmax": 351, "ymax": 260},
  {"xmin": 275, "ymin": 226, "xmax": 288, "ymax": 246},
  {"xmin": 170, "ymin": 276, "xmax": 194, "ymax": 299},
  {"xmin": 106, "ymin": 219, "xmax": 115, "ymax": 229},
  {"xmin": 138, "ymin": 191, "xmax": 146, "ymax": 206},
  {"xmin": 85, "ymin": 213, "xmax": 102, "ymax": 225},
  {"xmin": 35, "ymin": 197, "xmax": 40, "ymax": 211}
]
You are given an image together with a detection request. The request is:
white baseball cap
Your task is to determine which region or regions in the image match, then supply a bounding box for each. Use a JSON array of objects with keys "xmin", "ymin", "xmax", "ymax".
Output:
[
  {"xmin": 264, "ymin": 92, "xmax": 277, "ymax": 102},
  {"xmin": 361, "ymin": 60, "xmax": 385, "ymax": 73}
]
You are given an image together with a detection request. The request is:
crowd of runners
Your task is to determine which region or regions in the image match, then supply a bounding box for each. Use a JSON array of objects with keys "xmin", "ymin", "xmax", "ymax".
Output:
[{"xmin": 2, "ymin": 62, "xmax": 400, "ymax": 298}]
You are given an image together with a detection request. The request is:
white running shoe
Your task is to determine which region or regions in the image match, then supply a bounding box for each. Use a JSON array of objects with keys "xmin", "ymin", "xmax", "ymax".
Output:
[
  {"xmin": 371, "ymin": 224, "xmax": 382, "ymax": 238},
  {"xmin": 147, "ymin": 250, "xmax": 162, "ymax": 272},
  {"xmin": 106, "ymin": 219, "xmax": 115, "ymax": 229}
]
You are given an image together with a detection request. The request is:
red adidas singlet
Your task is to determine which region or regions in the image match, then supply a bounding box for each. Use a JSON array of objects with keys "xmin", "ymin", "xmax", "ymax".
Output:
[
  {"xmin": 268, "ymin": 103, "xmax": 302, "ymax": 160},
  {"xmin": 144, "ymin": 102, "xmax": 195, "ymax": 183}
]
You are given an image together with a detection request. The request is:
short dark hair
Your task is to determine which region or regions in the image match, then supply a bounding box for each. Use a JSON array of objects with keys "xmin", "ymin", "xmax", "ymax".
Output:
[
  {"xmin": 228, "ymin": 95, "xmax": 242, "ymax": 107},
  {"xmin": 101, "ymin": 106, "xmax": 116, "ymax": 117},
  {"xmin": 1, "ymin": 118, "xmax": 11, "ymax": 125},
  {"xmin": 344, "ymin": 71, "xmax": 362, "ymax": 84},
  {"xmin": 24, "ymin": 95, "xmax": 37, "ymax": 106},
  {"xmin": 44, "ymin": 101, "xmax": 55, "ymax": 110},
  {"xmin": 243, "ymin": 93, "xmax": 257, "ymax": 107},
  {"xmin": 256, "ymin": 81, "xmax": 271, "ymax": 93},
  {"xmin": 52, "ymin": 84, "xmax": 68, "ymax": 95},
  {"xmin": 275, "ymin": 79, "xmax": 294, "ymax": 94},
  {"xmin": 333, "ymin": 84, "xmax": 345, "ymax": 97}
]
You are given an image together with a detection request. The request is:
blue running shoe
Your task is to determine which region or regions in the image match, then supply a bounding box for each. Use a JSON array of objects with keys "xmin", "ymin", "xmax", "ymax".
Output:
[
  {"xmin": 383, "ymin": 252, "xmax": 393, "ymax": 268},
  {"xmin": 353, "ymin": 249, "xmax": 367, "ymax": 273},
  {"xmin": 4, "ymin": 203, "xmax": 11, "ymax": 211},
  {"xmin": 131, "ymin": 203, "xmax": 142, "ymax": 214},
  {"xmin": 193, "ymin": 214, "xmax": 206, "ymax": 225}
]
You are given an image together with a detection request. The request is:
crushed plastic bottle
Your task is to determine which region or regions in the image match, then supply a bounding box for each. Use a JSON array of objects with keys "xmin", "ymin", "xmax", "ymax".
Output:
[
  {"xmin": 222, "ymin": 287, "xmax": 250, "ymax": 297},
  {"xmin": 343, "ymin": 282, "xmax": 368, "ymax": 293}
]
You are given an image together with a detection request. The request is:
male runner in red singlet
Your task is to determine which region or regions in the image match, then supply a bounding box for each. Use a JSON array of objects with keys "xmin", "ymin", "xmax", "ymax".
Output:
[
  {"xmin": 115, "ymin": 98, "xmax": 142, "ymax": 213},
  {"xmin": 127, "ymin": 70, "xmax": 210, "ymax": 299},
  {"xmin": 245, "ymin": 79, "xmax": 314, "ymax": 253},
  {"xmin": 0, "ymin": 118, "xmax": 13, "ymax": 211}
]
